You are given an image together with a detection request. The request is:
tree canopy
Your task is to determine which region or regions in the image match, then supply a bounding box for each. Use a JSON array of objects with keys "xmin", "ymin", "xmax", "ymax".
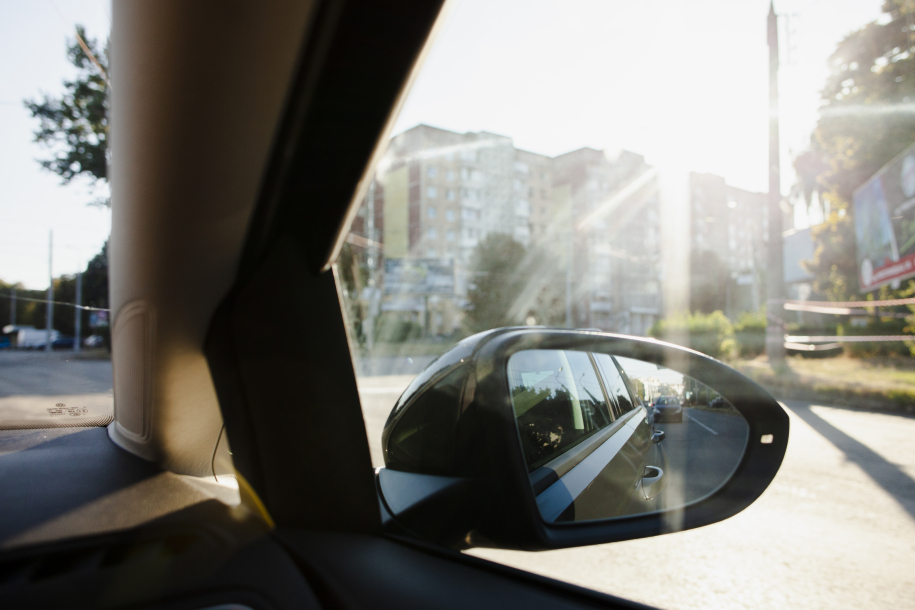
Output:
[
  {"xmin": 25, "ymin": 26, "xmax": 108, "ymax": 199},
  {"xmin": 798, "ymin": 0, "xmax": 915, "ymax": 299},
  {"xmin": 464, "ymin": 233, "xmax": 565, "ymax": 333}
]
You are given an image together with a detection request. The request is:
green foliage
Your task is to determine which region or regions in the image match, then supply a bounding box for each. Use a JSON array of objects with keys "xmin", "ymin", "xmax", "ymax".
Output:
[
  {"xmin": 464, "ymin": 234, "xmax": 565, "ymax": 333},
  {"xmin": 804, "ymin": 209, "xmax": 858, "ymax": 301},
  {"xmin": 733, "ymin": 307, "xmax": 767, "ymax": 357},
  {"xmin": 0, "ymin": 243, "xmax": 110, "ymax": 347},
  {"xmin": 336, "ymin": 242, "xmax": 369, "ymax": 346},
  {"xmin": 690, "ymin": 250, "xmax": 729, "ymax": 314},
  {"xmin": 24, "ymin": 26, "xmax": 108, "ymax": 201},
  {"xmin": 374, "ymin": 315, "xmax": 423, "ymax": 343},
  {"xmin": 733, "ymin": 307, "xmax": 767, "ymax": 332},
  {"xmin": 648, "ymin": 310, "xmax": 735, "ymax": 359},
  {"xmin": 795, "ymin": 1, "xmax": 915, "ymax": 300}
]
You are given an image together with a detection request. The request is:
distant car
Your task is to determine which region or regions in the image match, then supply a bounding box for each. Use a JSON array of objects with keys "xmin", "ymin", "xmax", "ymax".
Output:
[
  {"xmin": 84, "ymin": 334, "xmax": 104, "ymax": 347},
  {"xmin": 653, "ymin": 395, "xmax": 683, "ymax": 423},
  {"xmin": 51, "ymin": 336, "xmax": 75, "ymax": 349},
  {"xmin": 709, "ymin": 396, "xmax": 726, "ymax": 409}
]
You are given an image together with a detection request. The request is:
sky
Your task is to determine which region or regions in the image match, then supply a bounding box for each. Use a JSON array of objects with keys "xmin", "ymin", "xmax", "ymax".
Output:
[
  {"xmin": 0, "ymin": 1, "xmax": 111, "ymax": 289},
  {"xmin": 393, "ymin": 0, "xmax": 884, "ymax": 208},
  {"xmin": 0, "ymin": 0, "xmax": 884, "ymax": 289}
]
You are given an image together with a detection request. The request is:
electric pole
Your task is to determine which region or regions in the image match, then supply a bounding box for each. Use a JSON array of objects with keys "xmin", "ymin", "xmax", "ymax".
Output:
[
  {"xmin": 74, "ymin": 271, "xmax": 82, "ymax": 352},
  {"xmin": 9, "ymin": 286, "xmax": 15, "ymax": 327},
  {"xmin": 766, "ymin": 1, "xmax": 786, "ymax": 363},
  {"xmin": 46, "ymin": 230, "xmax": 54, "ymax": 352}
]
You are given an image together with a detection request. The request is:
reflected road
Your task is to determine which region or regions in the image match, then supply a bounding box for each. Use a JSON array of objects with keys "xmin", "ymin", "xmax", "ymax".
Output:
[{"xmin": 653, "ymin": 408, "xmax": 748, "ymax": 507}]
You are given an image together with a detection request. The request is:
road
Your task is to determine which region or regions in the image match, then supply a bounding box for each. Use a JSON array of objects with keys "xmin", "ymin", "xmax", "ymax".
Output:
[
  {"xmin": 3, "ymin": 353, "xmax": 914, "ymax": 609},
  {"xmin": 0, "ymin": 351, "xmax": 113, "ymax": 423},
  {"xmin": 357, "ymin": 375, "xmax": 915, "ymax": 610},
  {"xmin": 652, "ymin": 408, "xmax": 749, "ymax": 508}
]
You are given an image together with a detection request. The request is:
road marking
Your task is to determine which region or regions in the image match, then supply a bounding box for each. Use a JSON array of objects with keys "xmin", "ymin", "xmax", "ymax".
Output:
[{"xmin": 685, "ymin": 411, "xmax": 718, "ymax": 435}]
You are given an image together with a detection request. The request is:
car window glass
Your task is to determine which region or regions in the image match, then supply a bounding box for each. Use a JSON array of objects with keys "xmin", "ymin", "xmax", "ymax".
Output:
[
  {"xmin": 332, "ymin": 0, "xmax": 915, "ymax": 606},
  {"xmin": 593, "ymin": 354, "xmax": 635, "ymax": 416},
  {"xmin": 508, "ymin": 349, "xmax": 612, "ymax": 470}
]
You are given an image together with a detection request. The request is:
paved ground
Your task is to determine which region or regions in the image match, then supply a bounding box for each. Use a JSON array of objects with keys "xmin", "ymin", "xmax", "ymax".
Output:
[
  {"xmin": 0, "ymin": 351, "xmax": 113, "ymax": 423},
  {"xmin": 357, "ymin": 376, "xmax": 915, "ymax": 610}
]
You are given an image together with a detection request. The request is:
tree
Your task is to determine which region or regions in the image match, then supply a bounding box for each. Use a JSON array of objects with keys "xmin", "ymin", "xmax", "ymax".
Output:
[
  {"xmin": 690, "ymin": 250, "xmax": 730, "ymax": 314},
  {"xmin": 796, "ymin": 1, "xmax": 915, "ymax": 299},
  {"xmin": 22, "ymin": 27, "xmax": 111, "ymax": 346},
  {"xmin": 464, "ymin": 234, "xmax": 565, "ymax": 333},
  {"xmin": 25, "ymin": 26, "xmax": 108, "ymax": 200}
]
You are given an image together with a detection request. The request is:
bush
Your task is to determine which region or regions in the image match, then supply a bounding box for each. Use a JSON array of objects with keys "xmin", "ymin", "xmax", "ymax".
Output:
[
  {"xmin": 648, "ymin": 310, "xmax": 734, "ymax": 359},
  {"xmin": 838, "ymin": 317, "xmax": 911, "ymax": 358},
  {"xmin": 733, "ymin": 308, "xmax": 767, "ymax": 357},
  {"xmin": 374, "ymin": 315, "xmax": 423, "ymax": 343}
]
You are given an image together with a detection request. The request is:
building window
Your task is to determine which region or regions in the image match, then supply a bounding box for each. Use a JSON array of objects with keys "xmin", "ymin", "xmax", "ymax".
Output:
[
  {"xmin": 447, "ymin": 230, "xmax": 455, "ymax": 242},
  {"xmin": 446, "ymin": 189, "xmax": 455, "ymax": 201},
  {"xmin": 460, "ymin": 168, "xmax": 470, "ymax": 181},
  {"xmin": 427, "ymin": 227, "xmax": 437, "ymax": 239},
  {"xmin": 428, "ymin": 248, "xmax": 437, "ymax": 257},
  {"xmin": 428, "ymin": 206, "xmax": 436, "ymax": 219},
  {"xmin": 445, "ymin": 209, "xmax": 455, "ymax": 221},
  {"xmin": 427, "ymin": 166, "xmax": 437, "ymax": 178},
  {"xmin": 446, "ymin": 170, "xmax": 455, "ymax": 181},
  {"xmin": 427, "ymin": 186, "xmax": 437, "ymax": 199}
]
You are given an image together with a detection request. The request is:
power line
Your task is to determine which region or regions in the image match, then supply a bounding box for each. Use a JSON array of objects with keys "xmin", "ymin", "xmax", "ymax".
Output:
[{"xmin": 0, "ymin": 292, "xmax": 109, "ymax": 312}]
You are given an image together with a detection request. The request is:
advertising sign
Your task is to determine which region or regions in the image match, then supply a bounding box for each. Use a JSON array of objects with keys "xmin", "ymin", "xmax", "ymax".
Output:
[
  {"xmin": 854, "ymin": 141, "xmax": 915, "ymax": 291},
  {"xmin": 383, "ymin": 258, "xmax": 455, "ymax": 295},
  {"xmin": 89, "ymin": 311, "xmax": 109, "ymax": 328}
]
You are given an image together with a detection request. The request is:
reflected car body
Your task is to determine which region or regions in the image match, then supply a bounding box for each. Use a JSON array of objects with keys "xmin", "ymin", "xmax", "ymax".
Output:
[
  {"xmin": 512, "ymin": 350, "xmax": 668, "ymax": 523},
  {"xmin": 653, "ymin": 395, "xmax": 683, "ymax": 423}
]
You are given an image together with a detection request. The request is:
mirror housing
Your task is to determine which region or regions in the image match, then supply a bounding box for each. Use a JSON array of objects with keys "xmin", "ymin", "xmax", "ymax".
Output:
[{"xmin": 376, "ymin": 328, "xmax": 788, "ymax": 551}]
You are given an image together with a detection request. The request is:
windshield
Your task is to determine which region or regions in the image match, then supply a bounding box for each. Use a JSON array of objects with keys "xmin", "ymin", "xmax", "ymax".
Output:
[
  {"xmin": 337, "ymin": 0, "xmax": 915, "ymax": 608},
  {"xmin": 0, "ymin": 3, "xmax": 112, "ymax": 430}
]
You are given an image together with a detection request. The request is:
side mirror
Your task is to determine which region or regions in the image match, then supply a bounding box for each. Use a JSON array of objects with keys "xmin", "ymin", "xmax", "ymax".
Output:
[{"xmin": 376, "ymin": 328, "xmax": 788, "ymax": 550}]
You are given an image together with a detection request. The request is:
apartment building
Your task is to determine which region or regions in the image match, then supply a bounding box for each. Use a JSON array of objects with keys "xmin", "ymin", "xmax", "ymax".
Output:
[
  {"xmin": 689, "ymin": 172, "xmax": 768, "ymax": 316},
  {"xmin": 348, "ymin": 125, "xmax": 707, "ymax": 338}
]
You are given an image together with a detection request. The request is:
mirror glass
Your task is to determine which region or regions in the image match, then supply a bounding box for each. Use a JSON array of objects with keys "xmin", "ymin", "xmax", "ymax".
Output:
[{"xmin": 508, "ymin": 349, "xmax": 749, "ymax": 523}]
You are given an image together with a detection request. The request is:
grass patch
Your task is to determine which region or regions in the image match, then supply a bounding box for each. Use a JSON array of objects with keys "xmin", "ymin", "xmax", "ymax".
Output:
[{"xmin": 728, "ymin": 355, "xmax": 915, "ymax": 414}]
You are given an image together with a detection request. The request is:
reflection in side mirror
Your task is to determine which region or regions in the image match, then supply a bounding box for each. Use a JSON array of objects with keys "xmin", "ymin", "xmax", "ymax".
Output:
[
  {"xmin": 377, "ymin": 328, "xmax": 787, "ymax": 551},
  {"xmin": 508, "ymin": 350, "xmax": 749, "ymax": 523}
]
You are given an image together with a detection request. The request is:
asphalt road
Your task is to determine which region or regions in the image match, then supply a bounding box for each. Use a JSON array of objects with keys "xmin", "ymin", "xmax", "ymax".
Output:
[
  {"xmin": 3, "ymin": 354, "xmax": 914, "ymax": 609},
  {"xmin": 357, "ymin": 376, "xmax": 915, "ymax": 610},
  {"xmin": 0, "ymin": 351, "xmax": 113, "ymax": 422},
  {"xmin": 652, "ymin": 408, "xmax": 749, "ymax": 508}
]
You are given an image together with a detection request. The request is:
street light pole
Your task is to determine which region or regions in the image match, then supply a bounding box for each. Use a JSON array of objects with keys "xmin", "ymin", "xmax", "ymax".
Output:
[
  {"xmin": 766, "ymin": 1, "xmax": 786, "ymax": 363},
  {"xmin": 74, "ymin": 271, "xmax": 83, "ymax": 352},
  {"xmin": 46, "ymin": 230, "xmax": 54, "ymax": 352}
]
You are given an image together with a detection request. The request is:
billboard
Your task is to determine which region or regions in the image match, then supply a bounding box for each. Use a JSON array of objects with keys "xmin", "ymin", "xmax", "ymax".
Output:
[
  {"xmin": 383, "ymin": 258, "xmax": 454, "ymax": 295},
  {"xmin": 854, "ymin": 141, "xmax": 915, "ymax": 291}
]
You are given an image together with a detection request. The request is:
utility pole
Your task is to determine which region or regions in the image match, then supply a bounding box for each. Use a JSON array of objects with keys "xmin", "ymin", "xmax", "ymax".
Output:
[
  {"xmin": 46, "ymin": 230, "xmax": 54, "ymax": 353},
  {"xmin": 564, "ymin": 188, "xmax": 574, "ymax": 328},
  {"xmin": 766, "ymin": 1, "xmax": 786, "ymax": 363},
  {"xmin": 9, "ymin": 286, "xmax": 15, "ymax": 327},
  {"xmin": 74, "ymin": 271, "xmax": 83, "ymax": 352}
]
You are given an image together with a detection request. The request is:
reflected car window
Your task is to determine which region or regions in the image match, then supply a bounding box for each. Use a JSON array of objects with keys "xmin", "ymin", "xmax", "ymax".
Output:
[
  {"xmin": 593, "ymin": 354, "xmax": 635, "ymax": 416},
  {"xmin": 508, "ymin": 349, "xmax": 613, "ymax": 470}
]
